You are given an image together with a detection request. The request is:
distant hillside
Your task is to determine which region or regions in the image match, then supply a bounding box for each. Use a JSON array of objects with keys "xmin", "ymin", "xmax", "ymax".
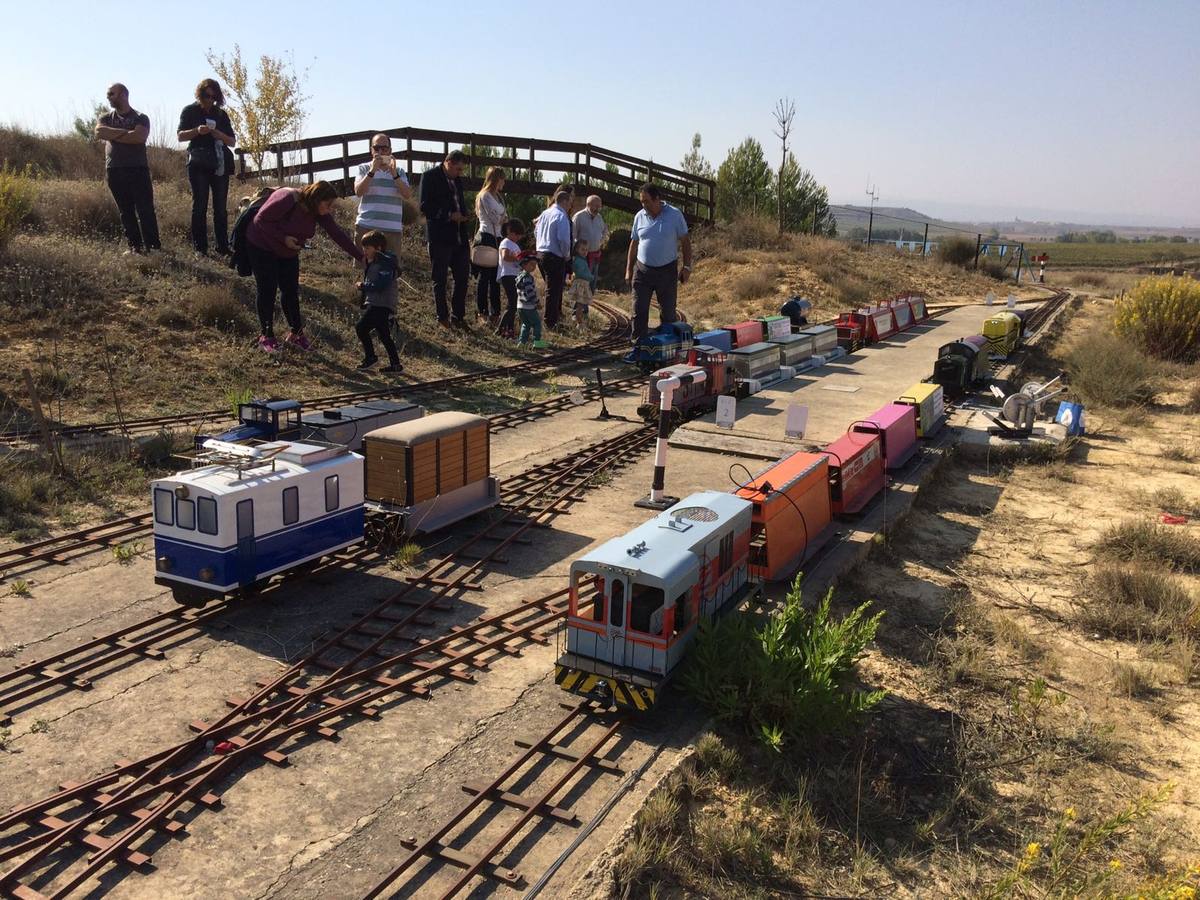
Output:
[{"xmin": 830, "ymin": 205, "xmax": 952, "ymax": 236}]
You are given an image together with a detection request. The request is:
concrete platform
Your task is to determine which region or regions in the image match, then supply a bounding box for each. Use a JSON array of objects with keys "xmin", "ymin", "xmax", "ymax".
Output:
[{"xmin": 672, "ymin": 304, "xmax": 991, "ymax": 454}]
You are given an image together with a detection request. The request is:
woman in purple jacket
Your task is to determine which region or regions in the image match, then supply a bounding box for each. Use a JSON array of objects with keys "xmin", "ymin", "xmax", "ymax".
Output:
[{"xmin": 246, "ymin": 181, "xmax": 363, "ymax": 353}]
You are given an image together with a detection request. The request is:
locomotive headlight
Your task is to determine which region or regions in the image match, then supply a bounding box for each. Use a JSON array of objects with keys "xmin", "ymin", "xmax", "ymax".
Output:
[
  {"xmin": 156, "ymin": 556, "xmax": 173, "ymax": 572},
  {"xmin": 198, "ymin": 567, "xmax": 215, "ymax": 582}
]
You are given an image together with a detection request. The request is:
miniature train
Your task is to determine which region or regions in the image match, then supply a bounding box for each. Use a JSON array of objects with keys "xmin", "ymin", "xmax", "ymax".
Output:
[
  {"xmin": 925, "ymin": 307, "xmax": 1031, "ymax": 399},
  {"xmin": 556, "ymin": 381, "xmax": 945, "ymax": 711},
  {"xmin": 632, "ymin": 294, "xmax": 930, "ymax": 424},
  {"xmin": 152, "ymin": 412, "xmax": 499, "ymax": 604}
]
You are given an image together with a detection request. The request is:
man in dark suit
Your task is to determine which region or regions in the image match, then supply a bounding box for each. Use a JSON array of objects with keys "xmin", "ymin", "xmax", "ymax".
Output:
[{"xmin": 419, "ymin": 149, "xmax": 471, "ymax": 327}]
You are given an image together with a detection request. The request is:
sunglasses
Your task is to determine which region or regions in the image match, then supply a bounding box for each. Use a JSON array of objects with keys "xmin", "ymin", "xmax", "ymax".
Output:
[{"xmin": 372, "ymin": 145, "xmax": 390, "ymax": 151}]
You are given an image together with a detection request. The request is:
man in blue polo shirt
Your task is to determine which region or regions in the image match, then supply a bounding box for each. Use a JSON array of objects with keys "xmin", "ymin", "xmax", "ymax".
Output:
[{"xmin": 624, "ymin": 183, "xmax": 692, "ymax": 361}]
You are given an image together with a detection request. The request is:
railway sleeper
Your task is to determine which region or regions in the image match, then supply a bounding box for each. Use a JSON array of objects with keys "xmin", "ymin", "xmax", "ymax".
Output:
[
  {"xmin": 33, "ymin": 815, "xmax": 153, "ymax": 867},
  {"xmin": 513, "ymin": 739, "xmax": 623, "ymax": 774},
  {"xmin": 397, "ymin": 838, "xmax": 522, "ymax": 887},
  {"xmin": 458, "ymin": 780, "xmax": 578, "ymax": 824}
]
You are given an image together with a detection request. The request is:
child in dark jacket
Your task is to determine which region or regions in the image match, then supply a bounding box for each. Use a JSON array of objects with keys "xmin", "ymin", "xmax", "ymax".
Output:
[
  {"xmin": 355, "ymin": 231, "xmax": 403, "ymax": 372},
  {"xmin": 515, "ymin": 251, "xmax": 546, "ymax": 348}
]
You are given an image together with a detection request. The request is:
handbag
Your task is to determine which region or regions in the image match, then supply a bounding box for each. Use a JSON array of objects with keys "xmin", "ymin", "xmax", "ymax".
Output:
[
  {"xmin": 187, "ymin": 143, "xmax": 219, "ymax": 171},
  {"xmin": 471, "ymin": 230, "xmax": 499, "ymax": 267}
]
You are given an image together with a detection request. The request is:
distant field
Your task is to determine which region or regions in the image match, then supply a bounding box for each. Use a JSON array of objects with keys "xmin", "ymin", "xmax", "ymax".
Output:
[{"xmin": 1024, "ymin": 241, "xmax": 1200, "ymax": 268}]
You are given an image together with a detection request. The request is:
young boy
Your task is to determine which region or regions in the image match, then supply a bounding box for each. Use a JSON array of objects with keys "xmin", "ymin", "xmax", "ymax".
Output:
[
  {"xmin": 496, "ymin": 219, "xmax": 525, "ymax": 338},
  {"xmin": 355, "ymin": 230, "xmax": 403, "ymax": 373},
  {"xmin": 515, "ymin": 251, "xmax": 547, "ymax": 349},
  {"xmin": 567, "ymin": 238, "xmax": 596, "ymax": 329}
]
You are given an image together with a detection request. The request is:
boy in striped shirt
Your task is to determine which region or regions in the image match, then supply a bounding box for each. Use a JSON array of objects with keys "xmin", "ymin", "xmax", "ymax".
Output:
[{"xmin": 353, "ymin": 133, "xmax": 411, "ymax": 255}]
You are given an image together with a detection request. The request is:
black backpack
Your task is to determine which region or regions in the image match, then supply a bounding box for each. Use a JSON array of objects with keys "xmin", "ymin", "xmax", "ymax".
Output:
[{"xmin": 229, "ymin": 190, "xmax": 275, "ymax": 276}]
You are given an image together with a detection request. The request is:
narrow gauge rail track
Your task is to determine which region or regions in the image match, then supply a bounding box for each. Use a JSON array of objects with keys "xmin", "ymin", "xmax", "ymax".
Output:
[
  {"xmin": 364, "ymin": 700, "xmax": 626, "ymax": 899},
  {"xmin": 0, "ymin": 371, "xmax": 646, "ymax": 580},
  {"xmin": 0, "ymin": 303, "xmax": 631, "ymax": 447},
  {"xmin": 0, "ymin": 425, "xmax": 656, "ymax": 900},
  {"xmin": 0, "ymin": 419, "xmax": 651, "ymax": 725}
]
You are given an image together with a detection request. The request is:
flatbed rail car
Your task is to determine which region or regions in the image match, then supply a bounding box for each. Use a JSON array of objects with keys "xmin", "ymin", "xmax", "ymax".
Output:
[
  {"xmin": 556, "ymin": 491, "xmax": 756, "ymax": 711},
  {"xmin": 152, "ymin": 440, "xmax": 364, "ymax": 604},
  {"xmin": 362, "ymin": 411, "xmax": 498, "ymax": 536}
]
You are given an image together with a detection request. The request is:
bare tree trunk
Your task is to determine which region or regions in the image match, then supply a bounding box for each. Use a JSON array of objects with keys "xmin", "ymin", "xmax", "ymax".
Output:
[{"xmin": 772, "ymin": 98, "xmax": 796, "ymax": 234}]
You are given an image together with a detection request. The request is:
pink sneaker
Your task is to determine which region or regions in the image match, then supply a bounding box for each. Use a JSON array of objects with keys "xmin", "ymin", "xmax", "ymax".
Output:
[
  {"xmin": 257, "ymin": 335, "xmax": 279, "ymax": 354},
  {"xmin": 284, "ymin": 331, "xmax": 312, "ymax": 351}
]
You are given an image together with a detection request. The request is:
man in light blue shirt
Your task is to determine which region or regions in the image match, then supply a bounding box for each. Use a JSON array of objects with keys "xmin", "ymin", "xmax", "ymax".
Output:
[
  {"xmin": 624, "ymin": 183, "xmax": 692, "ymax": 359},
  {"xmin": 535, "ymin": 191, "xmax": 573, "ymax": 327}
]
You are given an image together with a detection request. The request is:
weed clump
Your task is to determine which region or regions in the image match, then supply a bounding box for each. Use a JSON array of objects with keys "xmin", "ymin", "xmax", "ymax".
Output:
[
  {"xmin": 1077, "ymin": 564, "xmax": 1198, "ymax": 641},
  {"xmin": 1094, "ymin": 520, "xmax": 1200, "ymax": 574},
  {"xmin": 187, "ymin": 285, "xmax": 255, "ymax": 335},
  {"xmin": 684, "ymin": 581, "xmax": 884, "ymax": 751},
  {"xmin": 0, "ymin": 164, "xmax": 36, "ymax": 253},
  {"xmin": 1063, "ymin": 328, "xmax": 1158, "ymax": 407},
  {"xmin": 937, "ymin": 235, "xmax": 976, "ymax": 267},
  {"xmin": 731, "ymin": 264, "xmax": 780, "ymax": 303},
  {"xmin": 1114, "ymin": 275, "xmax": 1200, "ymax": 363}
]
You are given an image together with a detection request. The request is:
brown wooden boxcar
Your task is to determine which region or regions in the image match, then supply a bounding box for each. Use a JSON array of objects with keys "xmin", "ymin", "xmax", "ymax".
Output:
[{"xmin": 361, "ymin": 412, "xmax": 497, "ymax": 533}]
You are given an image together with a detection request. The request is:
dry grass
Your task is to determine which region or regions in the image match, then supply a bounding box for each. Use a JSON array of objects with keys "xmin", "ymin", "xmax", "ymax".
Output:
[
  {"xmin": 1075, "ymin": 564, "xmax": 1198, "ymax": 641},
  {"xmin": 1109, "ymin": 660, "xmax": 1157, "ymax": 698},
  {"xmin": 1063, "ymin": 327, "xmax": 1159, "ymax": 407},
  {"xmin": 730, "ymin": 264, "xmax": 781, "ymax": 303},
  {"xmin": 1094, "ymin": 519, "xmax": 1200, "ymax": 573}
]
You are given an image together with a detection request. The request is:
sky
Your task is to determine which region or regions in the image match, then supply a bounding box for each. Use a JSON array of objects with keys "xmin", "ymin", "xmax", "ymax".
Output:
[{"xmin": 2, "ymin": 0, "xmax": 1197, "ymax": 227}]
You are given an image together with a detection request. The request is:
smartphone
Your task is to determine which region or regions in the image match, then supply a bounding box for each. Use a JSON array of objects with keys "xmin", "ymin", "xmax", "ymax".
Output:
[{"xmin": 377, "ymin": 154, "xmax": 394, "ymax": 168}]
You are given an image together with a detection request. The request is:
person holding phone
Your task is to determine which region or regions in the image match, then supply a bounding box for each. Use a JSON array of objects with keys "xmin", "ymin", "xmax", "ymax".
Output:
[
  {"xmin": 354, "ymin": 132, "xmax": 411, "ymax": 256},
  {"xmin": 177, "ymin": 79, "xmax": 236, "ymax": 256},
  {"xmin": 245, "ymin": 181, "xmax": 363, "ymax": 354}
]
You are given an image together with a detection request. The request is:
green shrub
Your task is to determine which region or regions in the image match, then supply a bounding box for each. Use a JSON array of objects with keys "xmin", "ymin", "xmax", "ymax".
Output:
[
  {"xmin": 683, "ymin": 581, "xmax": 884, "ymax": 751},
  {"xmin": 831, "ymin": 274, "xmax": 870, "ymax": 306},
  {"xmin": 1063, "ymin": 328, "xmax": 1158, "ymax": 407},
  {"xmin": 979, "ymin": 259, "xmax": 1009, "ymax": 281},
  {"xmin": 1114, "ymin": 276, "xmax": 1200, "ymax": 362},
  {"xmin": 937, "ymin": 235, "xmax": 976, "ymax": 266},
  {"xmin": 0, "ymin": 165, "xmax": 36, "ymax": 252}
]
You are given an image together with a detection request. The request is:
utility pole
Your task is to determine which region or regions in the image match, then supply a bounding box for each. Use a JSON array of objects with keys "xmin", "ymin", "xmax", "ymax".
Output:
[
  {"xmin": 974, "ymin": 233, "xmax": 982, "ymax": 269},
  {"xmin": 772, "ymin": 98, "xmax": 796, "ymax": 234},
  {"xmin": 922, "ymin": 222, "xmax": 929, "ymax": 257},
  {"xmin": 864, "ymin": 178, "xmax": 879, "ymax": 248}
]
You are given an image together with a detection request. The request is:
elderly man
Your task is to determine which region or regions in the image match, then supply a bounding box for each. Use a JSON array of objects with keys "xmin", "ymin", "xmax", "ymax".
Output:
[
  {"xmin": 535, "ymin": 190, "xmax": 572, "ymax": 328},
  {"xmin": 419, "ymin": 149, "xmax": 471, "ymax": 327},
  {"xmin": 354, "ymin": 132, "xmax": 412, "ymax": 255},
  {"xmin": 624, "ymin": 183, "xmax": 692, "ymax": 361},
  {"xmin": 572, "ymin": 195, "xmax": 609, "ymax": 280},
  {"xmin": 95, "ymin": 83, "xmax": 160, "ymax": 254}
]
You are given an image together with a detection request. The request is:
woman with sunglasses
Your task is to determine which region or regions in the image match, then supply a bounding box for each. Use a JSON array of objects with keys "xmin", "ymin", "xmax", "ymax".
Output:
[{"xmin": 177, "ymin": 79, "xmax": 237, "ymax": 256}]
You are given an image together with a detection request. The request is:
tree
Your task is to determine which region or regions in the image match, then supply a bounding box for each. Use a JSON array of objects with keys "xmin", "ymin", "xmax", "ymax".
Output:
[
  {"xmin": 205, "ymin": 45, "xmax": 309, "ymax": 173},
  {"xmin": 680, "ymin": 133, "xmax": 714, "ymax": 180},
  {"xmin": 715, "ymin": 137, "xmax": 773, "ymax": 220},
  {"xmin": 73, "ymin": 102, "xmax": 108, "ymax": 142},
  {"xmin": 773, "ymin": 153, "xmax": 836, "ymax": 236},
  {"xmin": 771, "ymin": 98, "xmax": 796, "ymax": 233}
]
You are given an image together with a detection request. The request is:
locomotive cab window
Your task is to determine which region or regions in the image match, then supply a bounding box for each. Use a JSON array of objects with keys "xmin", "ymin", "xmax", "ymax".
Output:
[
  {"xmin": 284, "ymin": 408, "xmax": 300, "ymax": 430},
  {"xmin": 609, "ymin": 580, "xmax": 625, "ymax": 628},
  {"xmin": 197, "ymin": 497, "xmax": 218, "ymax": 535},
  {"xmin": 324, "ymin": 475, "xmax": 339, "ymax": 512},
  {"xmin": 719, "ymin": 533, "xmax": 734, "ymax": 573},
  {"xmin": 629, "ymin": 584, "xmax": 666, "ymax": 635},
  {"xmin": 672, "ymin": 592, "xmax": 692, "ymax": 635},
  {"xmin": 282, "ymin": 486, "xmax": 299, "ymax": 526},
  {"xmin": 154, "ymin": 488, "xmax": 174, "ymax": 526},
  {"xmin": 176, "ymin": 498, "xmax": 196, "ymax": 530}
]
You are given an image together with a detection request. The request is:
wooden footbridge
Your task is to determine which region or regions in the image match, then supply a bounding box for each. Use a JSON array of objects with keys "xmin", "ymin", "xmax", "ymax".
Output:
[{"xmin": 236, "ymin": 126, "xmax": 715, "ymax": 224}]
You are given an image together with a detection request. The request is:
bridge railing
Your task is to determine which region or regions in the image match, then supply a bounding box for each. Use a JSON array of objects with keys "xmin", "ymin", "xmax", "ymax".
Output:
[{"xmin": 236, "ymin": 126, "xmax": 715, "ymax": 224}]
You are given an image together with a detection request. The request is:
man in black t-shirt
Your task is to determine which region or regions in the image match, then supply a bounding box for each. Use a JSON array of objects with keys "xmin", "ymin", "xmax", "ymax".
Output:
[{"xmin": 95, "ymin": 83, "xmax": 160, "ymax": 254}]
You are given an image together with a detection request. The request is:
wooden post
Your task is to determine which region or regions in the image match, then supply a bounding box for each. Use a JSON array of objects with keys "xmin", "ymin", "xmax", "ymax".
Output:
[
  {"xmin": 21, "ymin": 368, "xmax": 62, "ymax": 472},
  {"xmin": 470, "ymin": 135, "xmax": 476, "ymax": 179},
  {"xmin": 305, "ymin": 146, "xmax": 314, "ymax": 185},
  {"xmin": 341, "ymin": 140, "xmax": 350, "ymax": 189},
  {"xmin": 922, "ymin": 222, "xmax": 929, "ymax": 256},
  {"xmin": 708, "ymin": 182, "xmax": 714, "ymax": 223},
  {"xmin": 276, "ymin": 151, "xmax": 284, "ymax": 184},
  {"xmin": 406, "ymin": 134, "xmax": 413, "ymax": 180},
  {"xmin": 974, "ymin": 233, "xmax": 982, "ymax": 269},
  {"xmin": 584, "ymin": 146, "xmax": 592, "ymax": 188}
]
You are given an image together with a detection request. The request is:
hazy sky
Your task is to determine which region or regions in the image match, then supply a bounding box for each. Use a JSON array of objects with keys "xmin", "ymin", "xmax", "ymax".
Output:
[{"xmin": 2, "ymin": 0, "xmax": 1197, "ymax": 226}]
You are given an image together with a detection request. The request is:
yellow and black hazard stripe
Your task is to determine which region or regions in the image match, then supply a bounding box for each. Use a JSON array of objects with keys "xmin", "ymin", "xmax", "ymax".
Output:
[{"xmin": 555, "ymin": 665, "xmax": 656, "ymax": 712}]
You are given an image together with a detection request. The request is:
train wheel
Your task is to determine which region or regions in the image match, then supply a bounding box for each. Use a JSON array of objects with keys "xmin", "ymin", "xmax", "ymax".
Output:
[{"xmin": 170, "ymin": 584, "xmax": 210, "ymax": 607}]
